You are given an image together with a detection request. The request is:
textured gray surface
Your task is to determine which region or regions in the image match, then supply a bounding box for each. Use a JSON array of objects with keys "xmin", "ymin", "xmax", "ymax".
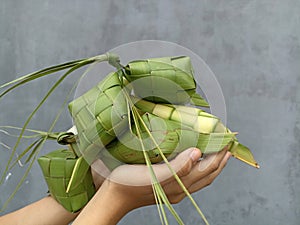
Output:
[{"xmin": 0, "ymin": 0, "xmax": 299, "ymax": 224}]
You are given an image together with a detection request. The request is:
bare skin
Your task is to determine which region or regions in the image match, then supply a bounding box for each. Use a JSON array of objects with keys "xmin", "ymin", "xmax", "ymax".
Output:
[
  {"xmin": 0, "ymin": 196, "xmax": 79, "ymax": 225},
  {"xmin": 73, "ymin": 147, "xmax": 231, "ymax": 225},
  {"xmin": 0, "ymin": 147, "xmax": 231, "ymax": 225}
]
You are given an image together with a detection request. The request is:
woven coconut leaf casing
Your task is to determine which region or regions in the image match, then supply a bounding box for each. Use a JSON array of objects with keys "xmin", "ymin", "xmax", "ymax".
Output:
[
  {"xmin": 133, "ymin": 98, "xmax": 258, "ymax": 168},
  {"xmin": 124, "ymin": 56, "xmax": 209, "ymax": 107},
  {"xmin": 107, "ymin": 112, "xmax": 235, "ymax": 164},
  {"xmin": 68, "ymin": 70, "xmax": 129, "ymax": 161},
  {"xmin": 38, "ymin": 149, "xmax": 95, "ymax": 212}
]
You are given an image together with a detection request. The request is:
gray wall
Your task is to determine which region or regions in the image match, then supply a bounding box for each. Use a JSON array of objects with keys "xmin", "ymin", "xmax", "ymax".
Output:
[{"xmin": 0, "ymin": 0, "xmax": 299, "ymax": 224}]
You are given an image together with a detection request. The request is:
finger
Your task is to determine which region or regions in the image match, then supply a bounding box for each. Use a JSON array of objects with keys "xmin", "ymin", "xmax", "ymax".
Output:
[
  {"xmin": 170, "ymin": 147, "xmax": 202, "ymax": 177},
  {"xmin": 158, "ymin": 147, "xmax": 202, "ymax": 184},
  {"xmin": 163, "ymin": 151, "xmax": 231, "ymax": 196},
  {"xmin": 198, "ymin": 147, "xmax": 227, "ymax": 171},
  {"xmin": 188, "ymin": 151, "xmax": 231, "ymax": 193},
  {"xmin": 188, "ymin": 146, "xmax": 229, "ymax": 180}
]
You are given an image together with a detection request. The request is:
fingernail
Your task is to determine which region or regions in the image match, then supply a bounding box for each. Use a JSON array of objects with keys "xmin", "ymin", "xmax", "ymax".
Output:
[{"xmin": 189, "ymin": 148, "xmax": 201, "ymax": 161}]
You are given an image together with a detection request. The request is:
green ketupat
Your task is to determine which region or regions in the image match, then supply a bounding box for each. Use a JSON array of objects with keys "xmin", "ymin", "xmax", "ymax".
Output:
[
  {"xmin": 124, "ymin": 56, "xmax": 209, "ymax": 107},
  {"xmin": 38, "ymin": 149, "xmax": 95, "ymax": 212},
  {"xmin": 68, "ymin": 70, "xmax": 129, "ymax": 159},
  {"xmin": 106, "ymin": 112, "xmax": 236, "ymax": 164},
  {"xmin": 133, "ymin": 98, "xmax": 259, "ymax": 168}
]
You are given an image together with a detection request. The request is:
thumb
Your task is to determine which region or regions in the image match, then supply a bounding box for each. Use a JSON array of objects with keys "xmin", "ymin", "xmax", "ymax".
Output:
[
  {"xmin": 154, "ymin": 147, "xmax": 202, "ymax": 183},
  {"xmin": 170, "ymin": 148, "xmax": 202, "ymax": 177}
]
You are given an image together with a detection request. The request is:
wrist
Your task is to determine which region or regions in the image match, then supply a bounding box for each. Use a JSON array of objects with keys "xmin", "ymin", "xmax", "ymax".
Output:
[
  {"xmin": 101, "ymin": 181, "xmax": 134, "ymax": 223},
  {"xmin": 72, "ymin": 180, "xmax": 134, "ymax": 225}
]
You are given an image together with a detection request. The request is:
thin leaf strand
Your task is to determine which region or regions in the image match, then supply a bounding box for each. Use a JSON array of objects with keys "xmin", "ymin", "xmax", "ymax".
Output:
[
  {"xmin": 0, "ymin": 58, "xmax": 96, "ymax": 184},
  {"xmin": 136, "ymin": 111, "xmax": 210, "ymax": 225},
  {"xmin": 0, "ymin": 137, "xmax": 47, "ymax": 212}
]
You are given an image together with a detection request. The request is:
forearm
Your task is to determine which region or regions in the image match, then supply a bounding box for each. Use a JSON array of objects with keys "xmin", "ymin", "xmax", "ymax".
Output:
[
  {"xmin": 72, "ymin": 181, "xmax": 133, "ymax": 225},
  {"xmin": 0, "ymin": 196, "xmax": 78, "ymax": 225}
]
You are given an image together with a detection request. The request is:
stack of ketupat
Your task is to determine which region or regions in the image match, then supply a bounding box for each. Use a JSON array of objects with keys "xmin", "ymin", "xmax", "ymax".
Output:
[{"xmin": 0, "ymin": 53, "xmax": 259, "ymax": 224}]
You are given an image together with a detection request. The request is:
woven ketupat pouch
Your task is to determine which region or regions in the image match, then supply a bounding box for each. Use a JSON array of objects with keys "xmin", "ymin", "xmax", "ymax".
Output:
[{"xmin": 38, "ymin": 149, "xmax": 95, "ymax": 212}]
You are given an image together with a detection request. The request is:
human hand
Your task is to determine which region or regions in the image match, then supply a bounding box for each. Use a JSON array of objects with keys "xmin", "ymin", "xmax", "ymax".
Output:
[
  {"xmin": 105, "ymin": 146, "xmax": 231, "ymax": 209},
  {"xmin": 73, "ymin": 147, "xmax": 231, "ymax": 225}
]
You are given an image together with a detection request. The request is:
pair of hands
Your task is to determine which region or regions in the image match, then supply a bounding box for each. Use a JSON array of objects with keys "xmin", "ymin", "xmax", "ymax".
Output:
[
  {"xmin": 93, "ymin": 146, "xmax": 231, "ymax": 206},
  {"xmin": 0, "ymin": 146, "xmax": 230, "ymax": 225},
  {"xmin": 72, "ymin": 146, "xmax": 231, "ymax": 225}
]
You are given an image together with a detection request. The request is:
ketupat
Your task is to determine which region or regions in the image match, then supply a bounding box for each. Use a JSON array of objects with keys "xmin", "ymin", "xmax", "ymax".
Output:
[
  {"xmin": 106, "ymin": 112, "xmax": 236, "ymax": 164},
  {"xmin": 133, "ymin": 98, "xmax": 259, "ymax": 168},
  {"xmin": 67, "ymin": 70, "xmax": 129, "ymax": 159},
  {"xmin": 124, "ymin": 56, "xmax": 209, "ymax": 106},
  {"xmin": 0, "ymin": 52, "xmax": 259, "ymax": 224},
  {"xmin": 37, "ymin": 149, "xmax": 95, "ymax": 212}
]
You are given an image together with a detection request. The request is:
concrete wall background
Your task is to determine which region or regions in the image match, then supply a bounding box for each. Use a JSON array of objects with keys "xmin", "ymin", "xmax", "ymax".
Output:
[{"xmin": 0, "ymin": 0, "xmax": 299, "ymax": 224}]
